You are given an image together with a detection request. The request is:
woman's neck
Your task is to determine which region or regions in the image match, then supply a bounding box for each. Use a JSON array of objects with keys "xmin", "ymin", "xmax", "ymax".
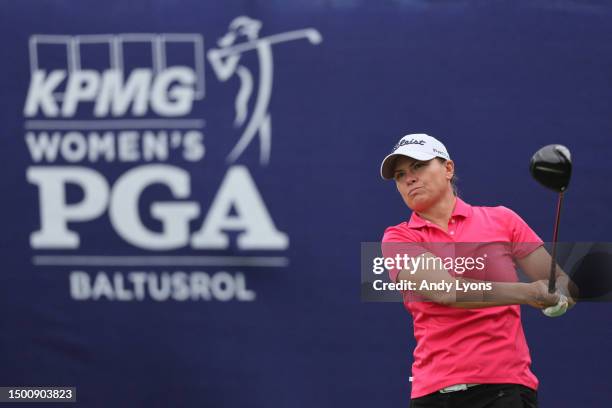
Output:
[{"xmin": 416, "ymin": 190, "xmax": 457, "ymax": 231}]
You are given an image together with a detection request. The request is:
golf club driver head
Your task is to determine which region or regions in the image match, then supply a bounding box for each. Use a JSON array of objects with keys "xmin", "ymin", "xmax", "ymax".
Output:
[{"xmin": 529, "ymin": 144, "xmax": 572, "ymax": 192}]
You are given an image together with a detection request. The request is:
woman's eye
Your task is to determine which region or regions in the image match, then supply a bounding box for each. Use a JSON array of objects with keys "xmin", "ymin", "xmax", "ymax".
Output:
[{"xmin": 394, "ymin": 172, "xmax": 404, "ymax": 181}]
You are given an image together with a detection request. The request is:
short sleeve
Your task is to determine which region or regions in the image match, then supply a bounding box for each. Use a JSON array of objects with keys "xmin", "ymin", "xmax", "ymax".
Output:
[
  {"xmin": 499, "ymin": 206, "xmax": 544, "ymax": 259},
  {"xmin": 381, "ymin": 224, "xmax": 426, "ymax": 282}
]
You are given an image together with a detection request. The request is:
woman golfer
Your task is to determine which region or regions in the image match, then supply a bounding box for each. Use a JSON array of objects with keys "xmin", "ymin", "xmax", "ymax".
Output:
[{"xmin": 380, "ymin": 134, "xmax": 574, "ymax": 408}]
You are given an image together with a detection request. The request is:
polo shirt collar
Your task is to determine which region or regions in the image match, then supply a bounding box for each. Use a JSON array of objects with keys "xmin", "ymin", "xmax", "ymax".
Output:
[{"xmin": 407, "ymin": 197, "xmax": 473, "ymax": 229}]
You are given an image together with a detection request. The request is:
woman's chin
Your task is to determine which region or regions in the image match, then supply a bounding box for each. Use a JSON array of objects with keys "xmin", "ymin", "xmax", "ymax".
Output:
[{"xmin": 407, "ymin": 198, "xmax": 430, "ymax": 212}]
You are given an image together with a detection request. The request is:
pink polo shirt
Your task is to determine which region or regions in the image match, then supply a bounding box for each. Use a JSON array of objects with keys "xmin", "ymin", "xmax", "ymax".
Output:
[{"xmin": 382, "ymin": 197, "xmax": 543, "ymax": 398}]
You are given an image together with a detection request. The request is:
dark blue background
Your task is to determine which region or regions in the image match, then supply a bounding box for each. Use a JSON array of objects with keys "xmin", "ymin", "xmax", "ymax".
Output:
[{"xmin": 0, "ymin": 1, "xmax": 611, "ymax": 407}]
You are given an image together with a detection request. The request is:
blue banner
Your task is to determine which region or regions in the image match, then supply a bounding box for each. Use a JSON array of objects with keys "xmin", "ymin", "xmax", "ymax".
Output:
[{"xmin": 1, "ymin": 1, "xmax": 611, "ymax": 407}]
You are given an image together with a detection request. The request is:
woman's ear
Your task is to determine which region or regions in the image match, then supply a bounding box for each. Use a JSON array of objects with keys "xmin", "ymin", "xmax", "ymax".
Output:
[{"xmin": 445, "ymin": 160, "xmax": 455, "ymax": 179}]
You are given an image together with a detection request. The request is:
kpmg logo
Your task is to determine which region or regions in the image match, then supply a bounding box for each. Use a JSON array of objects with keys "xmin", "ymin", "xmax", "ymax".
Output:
[
  {"xmin": 25, "ymin": 33, "xmax": 205, "ymax": 118},
  {"xmin": 23, "ymin": 18, "xmax": 323, "ymax": 302},
  {"xmin": 25, "ymin": 19, "xmax": 321, "ymax": 165}
]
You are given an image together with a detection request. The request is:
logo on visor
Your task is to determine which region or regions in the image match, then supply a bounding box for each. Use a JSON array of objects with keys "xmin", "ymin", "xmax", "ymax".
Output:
[
  {"xmin": 433, "ymin": 148, "xmax": 448, "ymax": 158},
  {"xmin": 392, "ymin": 138, "xmax": 426, "ymax": 152}
]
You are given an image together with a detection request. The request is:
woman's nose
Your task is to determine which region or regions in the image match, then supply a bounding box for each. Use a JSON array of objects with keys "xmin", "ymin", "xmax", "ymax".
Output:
[{"xmin": 404, "ymin": 174, "xmax": 417, "ymax": 184}]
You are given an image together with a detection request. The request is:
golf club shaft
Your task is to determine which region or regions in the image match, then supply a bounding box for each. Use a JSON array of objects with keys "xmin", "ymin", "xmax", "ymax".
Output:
[{"xmin": 548, "ymin": 192, "xmax": 564, "ymax": 293}]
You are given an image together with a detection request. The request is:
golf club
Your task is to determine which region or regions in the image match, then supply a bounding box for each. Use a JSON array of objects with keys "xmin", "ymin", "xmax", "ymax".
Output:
[{"xmin": 529, "ymin": 144, "xmax": 572, "ymax": 293}]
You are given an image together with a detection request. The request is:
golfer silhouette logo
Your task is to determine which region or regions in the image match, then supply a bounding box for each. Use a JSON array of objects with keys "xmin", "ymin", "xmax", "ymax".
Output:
[{"xmin": 208, "ymin": 16, "xmax": 322, "ymax": 165}]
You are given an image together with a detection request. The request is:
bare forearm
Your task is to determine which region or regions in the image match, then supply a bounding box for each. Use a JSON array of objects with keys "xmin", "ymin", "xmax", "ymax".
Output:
[
  {"xmin": 426, "ymin": 280, "xmax": 532, "ymax": 309},
  {"xmin": 397, "ymin": 270, "xmax": 554, "ymax": 309},
  {"xmin": 395, "ymin": 251, "xmax": 559, "ymax": 309},
  {"xmin": 517, "ymin": 246, "xmax": 578, "ymax": 303}
]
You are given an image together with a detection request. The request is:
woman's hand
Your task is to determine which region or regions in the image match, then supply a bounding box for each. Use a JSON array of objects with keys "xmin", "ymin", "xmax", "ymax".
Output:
[{"xmin": 525, "ymin": 280, "xmax": 561, "ymax": 309}]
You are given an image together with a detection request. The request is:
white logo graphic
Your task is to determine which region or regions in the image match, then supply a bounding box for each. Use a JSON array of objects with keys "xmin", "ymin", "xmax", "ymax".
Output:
[
  {"xmin": 23, "ymin": 19, "xmax": 322, "ymax": 301},
  {"xmin": 208, "ymin": 16, "xmax": 322, "ymax": 165},
  {"xmin": 26, "ymin": 33, "xmax": 204, "ymax": 117}
]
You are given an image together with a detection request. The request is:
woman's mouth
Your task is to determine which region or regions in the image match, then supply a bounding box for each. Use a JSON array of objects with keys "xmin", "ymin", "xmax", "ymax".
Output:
[{"xmin": 408, "ymin": 187, "xmax": 422, "ymax": 196}]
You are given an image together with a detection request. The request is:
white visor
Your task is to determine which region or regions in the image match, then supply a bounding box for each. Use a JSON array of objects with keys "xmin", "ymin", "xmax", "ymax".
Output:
[{"xmin": 380, "ymin": 133, "xmax": 450, "ymax": 179}]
